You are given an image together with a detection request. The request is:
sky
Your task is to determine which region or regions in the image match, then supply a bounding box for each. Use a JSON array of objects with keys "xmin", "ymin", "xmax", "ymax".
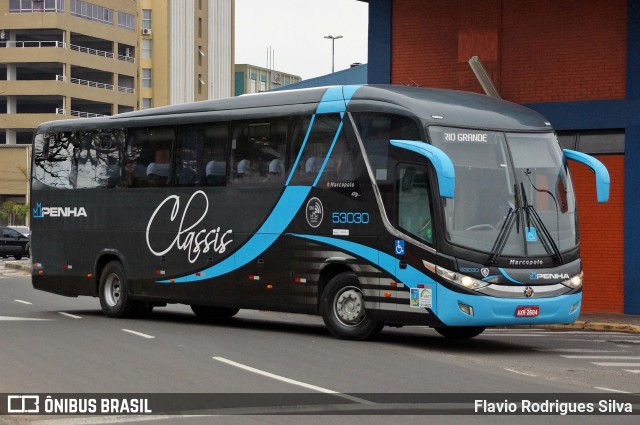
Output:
[{"xmin": 234, "ymin": 0, "xmax": 369, "ymax": 80}]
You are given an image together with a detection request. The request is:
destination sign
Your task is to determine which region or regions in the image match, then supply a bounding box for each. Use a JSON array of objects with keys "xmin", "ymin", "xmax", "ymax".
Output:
[{"xmin": 443, "ymin": 132, "xmax": 489, "ymax": 143}]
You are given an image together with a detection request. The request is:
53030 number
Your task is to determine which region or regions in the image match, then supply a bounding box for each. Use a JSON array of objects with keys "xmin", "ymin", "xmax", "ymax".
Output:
[{"xmin": 332, "ymin": 212, "xmax": 370, "ymax": 225}]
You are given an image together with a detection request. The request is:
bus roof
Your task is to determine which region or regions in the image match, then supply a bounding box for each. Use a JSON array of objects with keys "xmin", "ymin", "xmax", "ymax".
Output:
[{"xmin": 41, "ymin": 85, "xmax": 552, "ymax": 132}]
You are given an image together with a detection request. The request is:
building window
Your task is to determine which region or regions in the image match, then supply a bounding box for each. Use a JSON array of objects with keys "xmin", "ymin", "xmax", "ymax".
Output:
[
  {"xmin": 70, "ymin": 0, "xmax": 113, "ymax": 25},
  {"xmin": 142, "ymin": 69, "xmax": 152, "ymax": 88},
  {"xmin": 142, "ymin": 98, "xmax": 152, "ymax": 110},
  {"xmin": 10, "ymin": 0, "xmax": 65, "ymax": 13},
  {"xmin": 118, "ymin": 12, "xmax": 135, "ymax": 31},
  {"xmin": 142, "ymin": 39, "xmax": 152, "ymax": 59},
  {"xmin": 198, "ymin": 18, "xmax": 203, "ymax": 38},
  {"xmin": 142, "ymin": 9, "xmax": 152, "ymax": 30},
  {"xmin": 198, "ymin": 46, "xmax": 204, "ymax": 66}
]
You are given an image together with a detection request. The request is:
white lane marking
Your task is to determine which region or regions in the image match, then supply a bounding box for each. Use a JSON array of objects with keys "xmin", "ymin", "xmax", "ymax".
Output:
[
  {"xmin": 14, "ymin": 299, "xmax": 32, "ymax": 305},
  {"xmin": 121, "ymin": 329, "xmax": 155, "ymax": 339},
  {"xmin": 30, "ymin": 415, "xmax": 205, "ymax": 424},
  {"xmin": 59, "ymin": 312, "xmax": 82, "ymax": 319},
  {"xmin": 594, "ymin": 387, "xmax": 632, "ymax": 394},
  {"xmin": 503, "ymin": 368, "xmax": 537, "ymax": 377},
  {"xmin": 591, "ymin": 362, "xmax": 640, "ymax": 367},
  {"xmin": 212, "ymin": 357, "xmax": 374, "ymax": 405},
  {"xmin": 535, "ymin": 348, "xmax": 621, "ymax": 353},
  {"xmin": 623, "ymin": 370, "xmax": 640, "ymax": 374},
  {"xmin": 213, "ymin": 356, "xmax": 337, "ymax": 393},
  {"xmin": 0, "ymin": 316, "xmax": 52, "ymax": 321},
  {"xmin": 560, "ymin": 355, "xmax": 640, "ymax": 360}
]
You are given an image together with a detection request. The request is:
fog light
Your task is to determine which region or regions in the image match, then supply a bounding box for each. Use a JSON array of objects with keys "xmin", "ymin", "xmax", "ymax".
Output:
[
  {"xmin": 569, "ymin": 301, "xmax": 580, "ymax": 315},
  {"xmin": 458, "ymin": 302, "xmax": 474, "ymax": 316}
]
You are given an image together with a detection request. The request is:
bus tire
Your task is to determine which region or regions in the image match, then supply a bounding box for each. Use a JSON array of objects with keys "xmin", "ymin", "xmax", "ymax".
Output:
[
  {"xmin": 98, "ymin": 261, "xmax": 141, "ymax": 318},
  {"xmin": 321, "ymin": 272, "xmax": 383, "ymax": 340},
  {"xmin": 434, "ymin": 326, "xmax": 485, "ymax": 339},
  {"xmin": 191, "ymin": 305, "xmax": 239, "ymax": 321}
]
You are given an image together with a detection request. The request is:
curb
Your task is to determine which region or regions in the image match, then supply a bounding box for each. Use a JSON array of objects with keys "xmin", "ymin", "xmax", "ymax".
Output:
[
  {"xmin": 4, "ymin": 261, "xmax": 31, "ymax": 273},
  {"xmin": 535, "ymin": 321, "xmax": 640, "ymax": 334}
]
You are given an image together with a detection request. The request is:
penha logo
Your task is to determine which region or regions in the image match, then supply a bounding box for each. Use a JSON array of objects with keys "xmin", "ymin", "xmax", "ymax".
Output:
[{"xmin": 32, "ymin": 202, "xmax": 87, "ymax": 219}]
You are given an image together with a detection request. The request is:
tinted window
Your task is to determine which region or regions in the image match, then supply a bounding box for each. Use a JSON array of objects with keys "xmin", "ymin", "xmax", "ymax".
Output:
[
  {"xmin": 76, "ymin": 130, "xmax": 124, "ymax": 188},
  {"xmin": 202, "ymin": 124, "xmax": 229, "ymax": 187},
  {"xmin": 288, "ymin": 114, "xmax": 345, "ymax": 186},
  {"xmin": 124, "ymin": 127, "xmax": 174, "ymax": 187},
  {"xmin": 33, "ymin": 131, "xmax": 77, "ymax": 189},
  {"xmin": 352, "ymin": 113, "xmax": 421, "ymax": 182},
  {"xmin": 231, "ymin": 119, "xmax": 287, "ymax": 186},
  {"xmin": 397, "ymin": 164, "xmax": 433, "ymax": 244}
]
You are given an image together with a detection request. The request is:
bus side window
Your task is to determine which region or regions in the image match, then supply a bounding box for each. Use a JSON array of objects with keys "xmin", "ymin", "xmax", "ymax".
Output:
[
  {"xmin": 76, "ymin": 129, "xmax": 124, "ymax": 189},
  {"xmin": 288, "ymin": 114, "xmax": 341, "ymax": 185},
  {"xmin": 231, "ymin": 120, "xmax": 287, "ymax": 186},
  {"xmin": 125, "ymin": 127, "xmax": 174, "ymax": 188},
  {"xmin": 175, "ymin": 126, "xmax": 204, "ymax": 186},
  {"xmin": 33, "ymin": 131, "xmax": 77, "ymax": 189},
  {"xmin": 203, "ymin": 124, "xmax": 229, "ymax": 187},
  {"xmin": 397, "ymin": 164, "xmax": 434, "ymax": 244}
]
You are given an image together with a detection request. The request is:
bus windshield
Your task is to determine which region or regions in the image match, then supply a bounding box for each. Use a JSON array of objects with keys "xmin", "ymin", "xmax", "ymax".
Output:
[{"xmin": 429, "ymin": 127, "xmax": 577, "ymax": 257}]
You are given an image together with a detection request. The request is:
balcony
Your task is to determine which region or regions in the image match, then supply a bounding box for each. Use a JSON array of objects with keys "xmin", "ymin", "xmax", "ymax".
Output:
[
  {"xmin": 55, "ymin": 75, "xmax": 135, "ymax": 94},
  {"xmin": 2, "ymin": 40, "xmax": 134, "ymax": 64}
]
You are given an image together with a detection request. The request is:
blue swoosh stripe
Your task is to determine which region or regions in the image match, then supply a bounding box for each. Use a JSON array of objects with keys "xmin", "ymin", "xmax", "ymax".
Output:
[
  {"xmin": 498, "ymin": 268, "xmax": 524, "ymax": 284},
  {"xmin": 162, "ymin": 186, "xmax": 312, "ymax": 283},
  {"xmin": 158, "ymin": 85, "xmax": 362, "ymax": 284},
  {"xmin": 290, "ymin": 234, "xmax": 437, "ymax": 290}
]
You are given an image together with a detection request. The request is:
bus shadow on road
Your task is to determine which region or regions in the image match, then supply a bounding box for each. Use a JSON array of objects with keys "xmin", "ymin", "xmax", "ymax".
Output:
[{"xmin": 69, "ymin": 308, "xmax": 536, "ymax": 354}]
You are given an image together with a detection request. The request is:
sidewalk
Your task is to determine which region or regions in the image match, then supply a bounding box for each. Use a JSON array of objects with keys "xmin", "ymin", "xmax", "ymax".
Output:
[{"xmin": 5, "ymin": 260, "xmax": 640, "ymax": 334}]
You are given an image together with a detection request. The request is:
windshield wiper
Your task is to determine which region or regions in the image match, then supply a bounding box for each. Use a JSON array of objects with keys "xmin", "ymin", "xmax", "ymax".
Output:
[
  {"xmin": 520, "ymin": 182, "xmax": 563, "ymax": 264},
  {"xmin": 489, "ymin": 183, "xmax": 563, "ymax": 265},
  {"xmin": 489, "ymin": 184, "xmax": 521, "ymax": 264}
]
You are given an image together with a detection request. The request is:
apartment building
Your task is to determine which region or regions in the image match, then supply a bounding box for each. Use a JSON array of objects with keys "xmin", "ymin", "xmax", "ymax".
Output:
[
  {"xmin": 0, "ymin": 0, "xmax": 234, "ymax": 212},
  {"xmin": 1, "ymin": 0, "xmax": 138, "ymax": 146},
  {"xmin": 139, "ymin": 0, "xmax": 234, "ymax": 108}
]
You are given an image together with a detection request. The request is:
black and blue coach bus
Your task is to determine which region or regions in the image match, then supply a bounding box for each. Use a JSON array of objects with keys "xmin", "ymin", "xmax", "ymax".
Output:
[{"xmin": 30, "ymin": 85, "xmax": 610, "ymax": 339}]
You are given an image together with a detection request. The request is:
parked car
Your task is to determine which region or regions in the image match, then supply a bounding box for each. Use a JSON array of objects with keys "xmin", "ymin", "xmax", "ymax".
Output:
[
  {"xmin": 8, "ymin": 226, "xmax": 30, "ymax": 237},
  {"xmin": 0, "ymin": 226, "xmax": 30, "ymax": 260}
]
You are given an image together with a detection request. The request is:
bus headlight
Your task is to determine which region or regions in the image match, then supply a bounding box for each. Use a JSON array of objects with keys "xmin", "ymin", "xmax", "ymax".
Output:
[
  {"xmin": 561, "ymin": 272, "xmax": 583, "ymax": 289},
  {"xmin": 436, "ymin": 266, "xmax": 489, "ymax": 291}
]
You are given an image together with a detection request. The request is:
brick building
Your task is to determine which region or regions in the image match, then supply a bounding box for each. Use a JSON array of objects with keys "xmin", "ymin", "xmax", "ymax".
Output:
[{"xmin": 364, "ymin": 0, "xmax": 639, "ymax": 314}]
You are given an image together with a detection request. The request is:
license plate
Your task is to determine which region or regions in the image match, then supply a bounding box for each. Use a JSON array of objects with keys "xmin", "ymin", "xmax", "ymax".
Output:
[{"xmin": 515, "ymin": 306, "xmax": 539, "ymax": 317}]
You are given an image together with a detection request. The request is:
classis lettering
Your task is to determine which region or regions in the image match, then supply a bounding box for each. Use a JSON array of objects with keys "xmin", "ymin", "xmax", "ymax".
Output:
[{"xmin": 146, "ymin": 190, "xmax": 233, "ymax": 264}]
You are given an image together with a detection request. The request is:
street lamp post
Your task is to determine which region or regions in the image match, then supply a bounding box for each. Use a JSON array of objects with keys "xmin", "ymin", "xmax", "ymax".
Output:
[{"xmin": 324, "ymin": 35, "xmax": 343, "ymax": 73}]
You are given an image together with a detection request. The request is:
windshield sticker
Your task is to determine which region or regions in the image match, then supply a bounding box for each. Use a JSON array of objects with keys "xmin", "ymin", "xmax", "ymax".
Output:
[{"xmin": 146, "ymin": 190, "xmax": 233, "ymax": 264}]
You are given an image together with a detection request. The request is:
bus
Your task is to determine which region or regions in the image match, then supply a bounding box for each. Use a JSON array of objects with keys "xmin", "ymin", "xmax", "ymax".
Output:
[{"xmin": 30, "ymin": 85, "xmax": 610, "ymax": 340}]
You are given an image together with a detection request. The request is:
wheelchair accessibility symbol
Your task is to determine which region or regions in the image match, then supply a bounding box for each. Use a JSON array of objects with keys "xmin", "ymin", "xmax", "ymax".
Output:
[
  {"xmin": 526, "ymin": 227, "xmax": 538, "ymax": 242},
  {"xmin": 395, "ymin": 240, "xmax": 405, "ymax": 256}
]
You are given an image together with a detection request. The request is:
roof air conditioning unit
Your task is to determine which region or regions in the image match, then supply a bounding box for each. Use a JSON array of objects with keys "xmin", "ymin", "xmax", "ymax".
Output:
[{"xmin": 142, "ymin": 28, "xmax": 152, "ymax": 36}]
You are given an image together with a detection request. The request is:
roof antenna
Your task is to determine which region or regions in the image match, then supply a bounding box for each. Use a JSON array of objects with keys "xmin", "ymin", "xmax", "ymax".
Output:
[{"xmin": 468, "ymin": 56, "xmax": 501, "ymax": 98}]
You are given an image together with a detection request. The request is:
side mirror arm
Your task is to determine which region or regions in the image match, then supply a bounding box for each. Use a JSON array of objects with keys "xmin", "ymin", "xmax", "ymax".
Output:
[
  {"xmin": 563, "ymin": 149, "xmax": 610, "ymax": 203},
  {"xmin": 390, "ymin": 140, "xmax": 455, "ymax": 198}
]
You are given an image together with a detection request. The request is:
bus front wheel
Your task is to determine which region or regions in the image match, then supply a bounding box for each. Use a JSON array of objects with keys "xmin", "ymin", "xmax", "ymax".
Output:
[
  {"xmin": 321, "ymin": 272, "xmax": 383, "ymax": 340},
  {"xmin": 434, "ymin": 326, "xmax": 485, "ymax": 339},
  {"xmin": 99, "ymin": 261, "xmax": 144, "ymax": 318}
]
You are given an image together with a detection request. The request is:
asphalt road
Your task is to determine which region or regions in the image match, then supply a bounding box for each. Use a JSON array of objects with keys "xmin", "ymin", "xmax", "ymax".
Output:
[{"xmin": 1, "ymin": 260, "xmax": 639, "ymax": 424}]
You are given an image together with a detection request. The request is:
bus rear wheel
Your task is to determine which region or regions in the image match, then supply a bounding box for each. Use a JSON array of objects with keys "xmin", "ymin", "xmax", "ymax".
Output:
[
  {"xmin": 191, "ymin": 305, "xmax": 239, "ymax": 321},
  {"xmin": 321, "ymin": 272, "xmax": 383, "ymax": 340},
  {"xmin": 434, "ymin": 326, "xmax": 485, "ymax": 339},
  {"xmin": 99, "ymin": 261, "xmax": 144, "ymax": 318}
]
